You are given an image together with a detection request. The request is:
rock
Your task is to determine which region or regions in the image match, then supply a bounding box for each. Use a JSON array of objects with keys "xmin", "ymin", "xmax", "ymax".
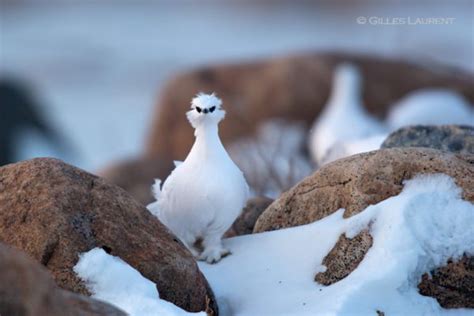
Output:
[
  {"xmin": 418, "ymin": 255, "xmax": 474, "ymax": 308},
  {"xmin": 254, "ymin": 148, "xmax": 474, "ymax": 232},
  {"xmin": 253, "ymin": 148, "xmax": 474, "ymax": 308},
  {"xmin": 315, "ymin": 230, "xmax": 373, "ymax": 285},
  {"xmin": 224, "ymin": 197, "xmax": 273, "ymax": 238},
  {"xmin": 382, "ymin": 125, "xmax": 474, "ymax": 155},
  {"xmin": 0, "ymin": 242, "xmax": 126, "ymax": 316},
  {"xmin": 99, "ymin": 157, "xmax": 174, "ymax": 205},
  {"xmin": 145, "ymin": 52, "xmax": 474, "ymax": 164},
  {"xmin": 0, "ymin": 158, "xmax": 218, "ymax": 314}
]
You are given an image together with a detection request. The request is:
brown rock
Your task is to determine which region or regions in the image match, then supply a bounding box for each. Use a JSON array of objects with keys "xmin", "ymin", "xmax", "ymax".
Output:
[
  {"xmin": 253, "ymin": 148, "xmax": 474, "ymax": 308},
  {"xmin": 0, "ymin": 158, "xmax": 218, "ymax": 314},
  {"xmin": 0, "ymin": 243, "xmax": 126, "ymax": 316},
  {"xmin": 254, "ymin": 148, "xmax": 474, "ymax": 232},
  {"xmin": 99, "ymin": 157, "xmax": 174, "ymax": 205},
  {"xmin": 224, "ymin": 197, "xmax": 273, "ymax": 238},
  {"xmin": 418, "ymin": 255, "xmax": 474, "ymax": 308},
  {"xmin": 315, "ymin": 230, "xmax": 373, "ymax": 285},
  {"xmin": 145, "ymin": 52, "xmax": 474, "ymax": 164}
]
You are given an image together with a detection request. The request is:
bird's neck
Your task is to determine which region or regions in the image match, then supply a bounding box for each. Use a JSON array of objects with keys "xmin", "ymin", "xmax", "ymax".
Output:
[
  {"xmin": 187, "ymin": 123, "xmax": 226, "ymax": 161},
  {"xmin": 329, "ymin": 78, "xmax": 361, "ymax": 112}
]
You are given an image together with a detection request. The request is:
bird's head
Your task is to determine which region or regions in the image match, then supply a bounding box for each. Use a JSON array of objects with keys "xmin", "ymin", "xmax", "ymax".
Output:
[{"xmin": 186, "ymin": 92, "xmax": 225, "ymax": 128}]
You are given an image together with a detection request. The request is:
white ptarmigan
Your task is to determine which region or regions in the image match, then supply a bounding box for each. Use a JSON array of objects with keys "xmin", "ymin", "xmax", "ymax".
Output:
[
  {"xmin": 387, "ymin": 88, "xmax": 474, "ymax": 129},
  {"xmin": 308, "ymin": 63, "xmax": 387, "ymax": 165},
  {"xmin": 148, "ymin": 93, "xmax": 249, "ymax": 263}
]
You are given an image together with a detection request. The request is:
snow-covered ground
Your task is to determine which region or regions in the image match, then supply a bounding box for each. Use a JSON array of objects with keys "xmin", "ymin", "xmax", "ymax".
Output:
[
  {"xmin": 1, "ymin": 1, "xmax": 472, "ymax": 172},
  {"xmin": 199, "ymin": 174, "xmax": 473, "ymax": 316},
  {"xmin": 75, "ymin": 174, "xmax": 474, "ymax": 316}
]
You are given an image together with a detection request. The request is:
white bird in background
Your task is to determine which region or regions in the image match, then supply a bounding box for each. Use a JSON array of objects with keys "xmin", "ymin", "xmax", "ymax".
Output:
[
  {"xmin": 148, "ymin": 93, "xmax": 249, "ymax": 263},
  {"xmin": 308, "ymin": 63, "xmax": 387, "ymax": 165},
  {"xmin": 387, "ymin": 89, "xmax": 474, "ymax": 129}
]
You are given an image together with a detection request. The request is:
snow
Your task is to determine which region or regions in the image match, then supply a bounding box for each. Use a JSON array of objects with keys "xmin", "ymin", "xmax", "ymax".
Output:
[
  {"xmin": 73, "ymin": 248, "xmax": 204, "ymax": 316},
  {"xmin": 199, "ymin": 174, "xmax": 474, "ymax": 315},
  {"xmin": 387, "ymin": 89, "xmax": 474, "ymax": 129}
]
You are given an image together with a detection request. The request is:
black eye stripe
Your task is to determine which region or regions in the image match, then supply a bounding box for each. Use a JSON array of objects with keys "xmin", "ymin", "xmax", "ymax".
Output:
[
  {"xmin": 195, "ymin": 106, "xmax": 202, "ymax": 113},
  {"xmin": 209, "ymin": 106, "xmax": 216, "ymax": 113}
]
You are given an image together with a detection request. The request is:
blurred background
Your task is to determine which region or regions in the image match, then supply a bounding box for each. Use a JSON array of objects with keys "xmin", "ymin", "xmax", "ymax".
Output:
[{"xmin": 1, "ymin": 0, "xmax": 473, "ymax": 201}]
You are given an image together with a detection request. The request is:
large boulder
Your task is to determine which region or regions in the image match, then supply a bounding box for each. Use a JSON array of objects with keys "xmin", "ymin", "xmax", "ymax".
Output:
[
  {"xmin": 254, "ymin": 148, "xmax": 473, "ymax": 232},
  {"xmin": 0, "ymin": 158, "xmax": 218, "ymax": 314},
  {"xmin": 382, "ymin": 125, "xmax": 474, "ymax": 155},
  {"xmin": 145, "ymin": 52, "xmax": 474, "ymax": 165},
  {"xmin": 253, "ymin": 148, "xmax": 474, "ymax": 308},
  {"xmin": 0, "ymin": 243, "xmax": 126, "ymax": 316}
]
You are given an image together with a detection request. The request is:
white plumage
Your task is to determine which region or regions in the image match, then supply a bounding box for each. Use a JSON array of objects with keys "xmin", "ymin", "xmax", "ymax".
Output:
[
  {"xmin": 308, "ymin": 63, "xmax": 387, "ymax": 165},
  {"xmin": 387, "ymin": 89, "xmax": 474, "ymax": 129},
  {"xmin": 148, "ymin": 93, "xmax": 249, "ymax": 263}
]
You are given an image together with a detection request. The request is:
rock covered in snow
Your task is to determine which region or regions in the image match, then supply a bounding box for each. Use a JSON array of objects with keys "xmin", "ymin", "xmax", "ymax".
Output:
[
  {"xmin": 254, "ymin": 148, "xmax": 474, "ymax": 308},
  {"xmin": 0, "ymin": 158, "xmax": 218, "ymax": 314},
  {"xmin": 254, "ymin": 148, "xmax": 474, "ymax": 232},
  {"xmin": 0, "ymin": 243, "xmax": 126, "ymax": 316},
  {"xmin": 382, "ymin": 125, "xmax": 474, "ymax": 155},
  {"xmin": 200, "ymin": 174, "xmax": 474, "ymax": 314},
  {"xmin": 224, "ymin": 196, "xmax": 274, "ymax": 238},
  {"xmin": 145, "ymin": 52, "xmax": 474, "ymax": 165},
  {"xmin": 74, "ymin": 248, "xmax": 207, "ymax": 316}
]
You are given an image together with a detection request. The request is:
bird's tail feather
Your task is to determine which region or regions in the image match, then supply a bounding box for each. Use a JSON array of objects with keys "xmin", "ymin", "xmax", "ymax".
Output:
[
  {"xmin": 151, "ymin": 179, "xmax": 162, "ymax": 199},
  {"xmin": 147, "ymin": 179, "xmax": 162, "ymax": 217}
]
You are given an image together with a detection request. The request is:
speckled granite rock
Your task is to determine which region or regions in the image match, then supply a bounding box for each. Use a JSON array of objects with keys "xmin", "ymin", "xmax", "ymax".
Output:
[
  {"xmin": 253, "ymin": 148, "xmax": 474, "ymax": 308},
  {"xmin": 382, "ymin": 125, "xmax": 474, "ymax": 155}
]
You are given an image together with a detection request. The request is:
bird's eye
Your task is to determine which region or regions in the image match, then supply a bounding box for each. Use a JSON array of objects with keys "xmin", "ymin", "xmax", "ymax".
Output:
[
  {"xmin": 195, "ymin": 106, "xmax": 202, "ymax": 113},
  {"xmin": 209, "ymin": 106, "xmax": 216, "ymax": 113}
]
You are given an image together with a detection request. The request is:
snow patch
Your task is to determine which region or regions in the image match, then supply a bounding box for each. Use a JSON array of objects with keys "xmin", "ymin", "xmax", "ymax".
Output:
[{"xmin": 74, "ymin": 248, "xmax": 204, "ymax": 316}]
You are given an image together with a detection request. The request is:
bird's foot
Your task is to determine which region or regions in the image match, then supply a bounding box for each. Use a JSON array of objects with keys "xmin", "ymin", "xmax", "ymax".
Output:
[{"xmin": 198, "ymin": 246, "xmax": 231, "ymax": 264}]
